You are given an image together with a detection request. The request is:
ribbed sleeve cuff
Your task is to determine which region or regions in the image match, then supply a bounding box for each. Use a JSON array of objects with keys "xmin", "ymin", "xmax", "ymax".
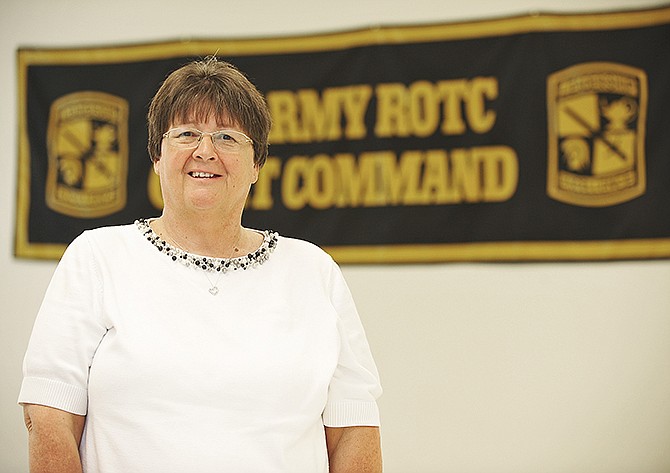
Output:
[
  {"xmin": 18, "ymin": 377, "xmax": 88, "ymax": 416},
  {"xmin": 322, "ymin": 401, "xmax": 380, "ymax": 427}
]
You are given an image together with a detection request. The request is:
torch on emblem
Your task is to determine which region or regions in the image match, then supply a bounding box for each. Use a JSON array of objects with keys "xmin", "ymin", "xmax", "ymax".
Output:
[{"xmin": 546, "ymin": 62, "xmax": 647, "ymax": 207}]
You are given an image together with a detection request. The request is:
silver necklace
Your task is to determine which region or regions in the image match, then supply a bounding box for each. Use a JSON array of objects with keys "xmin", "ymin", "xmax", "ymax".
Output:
[
  {"xmin": 158, "ymin": 222, "xmax": 242, "ymax": 296},
  {"xmin": 203, "ymin": 233, "xmax": 241, "ymax": 295}
]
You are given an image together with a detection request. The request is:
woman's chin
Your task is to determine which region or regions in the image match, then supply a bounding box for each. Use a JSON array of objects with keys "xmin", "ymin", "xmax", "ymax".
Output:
[
  {"xmin": 185, "ymin": 189, "xmax": 223, "ymax": 209},
  {"xmin": 188, "ymin": 201, "xmax": 221, "ymax": 212}
]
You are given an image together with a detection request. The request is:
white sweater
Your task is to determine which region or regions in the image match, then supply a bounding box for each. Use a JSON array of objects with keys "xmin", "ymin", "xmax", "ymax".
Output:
[{"xmin": 19, "ymin": 223, "xmax": 381, "ymax": 473}]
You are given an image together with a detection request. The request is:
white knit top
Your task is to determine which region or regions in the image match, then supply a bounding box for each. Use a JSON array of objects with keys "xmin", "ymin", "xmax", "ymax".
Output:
[{"xmin": 19, "ymin": 223, "xmax": 381, "ymax": 473}]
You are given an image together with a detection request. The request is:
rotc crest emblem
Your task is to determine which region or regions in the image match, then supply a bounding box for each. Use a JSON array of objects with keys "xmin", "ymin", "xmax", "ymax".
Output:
[
  {"xmin": 546, "ymin": 62, "xmax": 647, "ymax": 207},
  {"xmin": 46, "ymin": 91, "xmax": 129, "ymax": 218}
]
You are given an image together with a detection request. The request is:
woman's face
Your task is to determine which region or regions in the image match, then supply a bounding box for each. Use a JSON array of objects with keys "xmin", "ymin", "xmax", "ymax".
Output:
[{"xmin": 153, "ymin": 114, "xmax": 259, "ymax": 216}]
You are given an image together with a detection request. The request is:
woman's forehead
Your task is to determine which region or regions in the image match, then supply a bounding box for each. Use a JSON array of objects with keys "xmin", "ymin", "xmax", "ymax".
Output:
[{"xmin": 171, "ymin": 108, "xmax": 238, "ymax": 128}]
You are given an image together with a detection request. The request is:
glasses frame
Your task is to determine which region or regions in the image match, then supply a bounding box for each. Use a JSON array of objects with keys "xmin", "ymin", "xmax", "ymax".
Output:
[{"xmin": 162, "ymin": 127, "xmax": 253, "ymax": 152}]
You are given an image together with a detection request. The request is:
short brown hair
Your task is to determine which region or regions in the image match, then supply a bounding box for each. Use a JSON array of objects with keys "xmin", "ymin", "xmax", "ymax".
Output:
[{"xmin": 147, "ymin": 57, "xmax": 272, "ymax": 167}]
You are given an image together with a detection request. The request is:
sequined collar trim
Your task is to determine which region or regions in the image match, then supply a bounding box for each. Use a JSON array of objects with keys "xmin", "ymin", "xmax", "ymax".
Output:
[{"xmin": 135, "ymin": 218, "xmax": 278, "ymax": 273}]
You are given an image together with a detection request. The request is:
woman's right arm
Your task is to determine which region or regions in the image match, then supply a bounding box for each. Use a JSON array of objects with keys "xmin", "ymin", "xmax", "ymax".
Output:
[{"xmin": 23, "ymin": 404, "xmax": 86, "ymax": 473}]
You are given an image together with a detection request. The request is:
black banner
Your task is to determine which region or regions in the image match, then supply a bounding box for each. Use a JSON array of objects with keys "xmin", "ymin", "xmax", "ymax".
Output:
[{"xmin": 15, "ymin": 6, "xmax": 670, "ymax": 263}]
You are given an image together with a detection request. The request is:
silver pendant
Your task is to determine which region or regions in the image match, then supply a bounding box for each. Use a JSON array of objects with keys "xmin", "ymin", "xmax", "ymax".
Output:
[{"xmin": 209, "ymin": 286, "xmax": 219, "ymax": 296}]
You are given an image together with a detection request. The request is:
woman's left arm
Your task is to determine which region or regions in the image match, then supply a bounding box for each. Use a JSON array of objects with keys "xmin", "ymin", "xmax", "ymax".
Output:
[{"xmin": 325, "ymin": 426, "xmax": 382, "ymax": 472}]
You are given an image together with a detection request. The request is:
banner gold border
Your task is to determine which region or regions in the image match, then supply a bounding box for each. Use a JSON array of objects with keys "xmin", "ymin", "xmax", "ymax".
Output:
[
  {"xmin": 326, "ymin": 238, "xmax": 670, "ymax": 264},
  {"xmin": 16, "ymin": 6, "xmax": 670, "ymax": 63},
  {"xmin": 15, "ymin": 5, "xmax": 670, "ymax": 262}
]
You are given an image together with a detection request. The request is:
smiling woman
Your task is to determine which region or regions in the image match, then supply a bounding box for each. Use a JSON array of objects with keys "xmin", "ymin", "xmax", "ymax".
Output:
[{"xmin": 18, "ymin": 57, "xmax": 382, "ymax": 473}]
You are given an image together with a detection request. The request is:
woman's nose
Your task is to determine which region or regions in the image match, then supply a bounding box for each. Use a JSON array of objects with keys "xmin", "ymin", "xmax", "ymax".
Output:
[{"xmin": 193, "ymin": 134, "xmax": 217, "ymax": 160}]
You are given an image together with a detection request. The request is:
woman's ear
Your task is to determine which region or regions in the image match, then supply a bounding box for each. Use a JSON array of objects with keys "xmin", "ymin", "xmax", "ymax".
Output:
[
  {"xmin": 153, "ymin": 157, "xmax": 161, "ymax": 175},
  {"xmin": 251, "ymin": 163, "xmax": 260, "ymax": 184}
]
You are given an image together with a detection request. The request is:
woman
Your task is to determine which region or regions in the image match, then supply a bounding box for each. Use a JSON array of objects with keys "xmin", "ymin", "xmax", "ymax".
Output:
[{"xmin": 19, "ymin": 58, "xmax": 382, "ymax": 473}]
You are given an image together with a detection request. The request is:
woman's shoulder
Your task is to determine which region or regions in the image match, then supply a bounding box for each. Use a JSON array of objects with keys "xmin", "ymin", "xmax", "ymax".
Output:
[
  {"xmin": 65, "ymin": 222, "xmax": 143, "ymax": 255},
  {"xmin": 56, "ymin": 222, "xmax": 142, "ymax": 265},
  {"xmin": 79, "ymin": 221, "xmax": 139, "ymax": 241},
  {"xmin": 271, "ymin": 233, "xmax": 339, "ymax": 270},
  {"xmin": 276, "ymin": 234, "xmax": 331, "ymax": 258}
]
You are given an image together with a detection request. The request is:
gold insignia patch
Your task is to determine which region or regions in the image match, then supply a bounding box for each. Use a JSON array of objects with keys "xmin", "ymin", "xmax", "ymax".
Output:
[
  {"xmin": 45, "ymin": 91, "xmax": 129, "ymax": 218},
  {"xmin": 547, "ymin": 62, "xmax": 647, "ymax": 207}
]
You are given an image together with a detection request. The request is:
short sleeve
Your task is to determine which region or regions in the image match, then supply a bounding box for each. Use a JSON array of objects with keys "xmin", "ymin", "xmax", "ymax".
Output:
[
  {"xmin": 18, "ymin": 232, "xmax": 108, "ymax": 415},
  {"xmin": 322, "ymin": 261, "xmax": 382, "ymax": 427}
]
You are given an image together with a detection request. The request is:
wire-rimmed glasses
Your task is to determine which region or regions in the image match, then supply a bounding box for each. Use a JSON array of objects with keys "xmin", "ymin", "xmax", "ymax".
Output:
[{"xmin": 162, "ymin": 127, "xmax": 253, "ymax": 153}]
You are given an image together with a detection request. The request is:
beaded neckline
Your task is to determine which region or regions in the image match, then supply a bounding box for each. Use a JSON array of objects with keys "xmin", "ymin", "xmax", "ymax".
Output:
[{"xmin": 136, "ymin": 218, "xmax": 278, "ymax": 274}]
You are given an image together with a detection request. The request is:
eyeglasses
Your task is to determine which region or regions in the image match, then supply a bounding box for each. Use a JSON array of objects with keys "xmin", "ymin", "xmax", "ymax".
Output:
[{"xmin": 162, "ymin": 127, "xmax": 253, "ymax": 153}]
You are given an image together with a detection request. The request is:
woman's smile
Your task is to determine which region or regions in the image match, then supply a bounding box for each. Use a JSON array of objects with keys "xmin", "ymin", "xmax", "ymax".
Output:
[{"xmin": 189, "ymin": 171, "xmax": 220, "ymax": 179}]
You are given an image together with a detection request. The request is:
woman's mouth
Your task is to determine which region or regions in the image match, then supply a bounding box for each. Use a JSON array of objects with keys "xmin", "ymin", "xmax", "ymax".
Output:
[{"xmin": 189, "ymin": 171, "xmax": 219, "ymax": 179}]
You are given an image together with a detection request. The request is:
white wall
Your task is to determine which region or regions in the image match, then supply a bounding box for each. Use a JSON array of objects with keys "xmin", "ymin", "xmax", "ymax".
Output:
[{"xmin": 2, "ymin": 1, "xmax": 669, "ymax": 472}]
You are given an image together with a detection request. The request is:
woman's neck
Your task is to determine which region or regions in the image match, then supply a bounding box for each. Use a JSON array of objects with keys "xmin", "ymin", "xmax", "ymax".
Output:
[{"xmin": 153, "ymin": 210, "xmax": 244, "ymax": 259}]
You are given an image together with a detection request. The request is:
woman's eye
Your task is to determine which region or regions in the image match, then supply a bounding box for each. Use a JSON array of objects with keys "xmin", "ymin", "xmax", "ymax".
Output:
[
  {"xmin": 178, "ymin": 130, "xmax": 197, "ymax": 138},
  {"xmin": 218, "ymin": 133, "xmax": 237, "ymax": 142}
]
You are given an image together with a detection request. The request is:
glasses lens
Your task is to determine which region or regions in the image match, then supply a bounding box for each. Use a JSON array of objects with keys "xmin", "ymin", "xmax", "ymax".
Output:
[
  {"xmin": 212, "ymin": 131, "xmax": 241, "ymax": 150},
  {"xmin": 168, "ymin": 128, "xmax": 201, "ymax": 147}
]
